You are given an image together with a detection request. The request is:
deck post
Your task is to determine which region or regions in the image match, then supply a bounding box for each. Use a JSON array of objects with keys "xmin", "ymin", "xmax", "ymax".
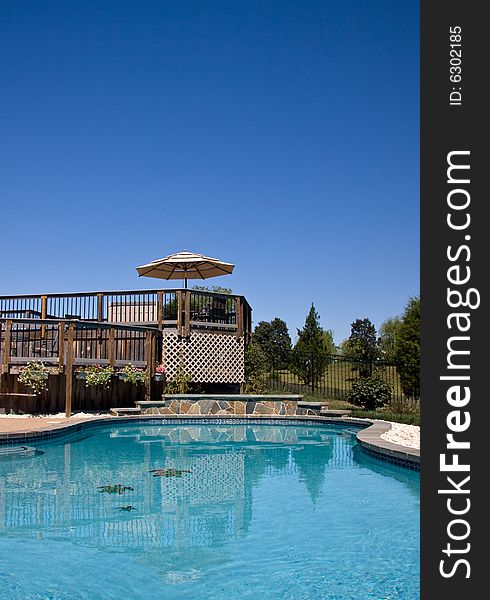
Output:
[
  {"xmin": 58, "ymin": 322, "xmax": 65, "ymax": 370},
  {"xmin": 157, "ymin": 291, "xmax": 164, "ymax": 330},
  {"xmin": 41, "ymin": 295, "xmax": 47, "ymax": 338},
  {"xmin": 65, "ymin": 324, "xmax": 74, "ymax": 418},
  {"xmin": 108, "ymin": 327, "xmax": 116, "ymax": 367},
  {"xmin": 97, "ymin": 293, "xmax": 104, "ymax": 322},
  {"xmin": 177, "ymin": 291, "xmax": 183, "ymax": 337},
  {"xmin": 184, "ymin": 292, "xmax": 191, "ymax": 337},
  {"xmin": 236, "ymin": 297, "xmax": 243, "ymax": 338},
  {"xmin": 2, "ymin": 320, "xmax": 11, "ymax": 372}
]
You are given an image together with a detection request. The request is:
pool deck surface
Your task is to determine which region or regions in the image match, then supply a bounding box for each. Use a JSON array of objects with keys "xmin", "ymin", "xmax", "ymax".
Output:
[
  {"xmin": 0, "ymin": 414, "xmax": 114, "ymax": 434},
  {"xmin": 0, "ymin": 413, "xmax": 420, "ymax": 466}
]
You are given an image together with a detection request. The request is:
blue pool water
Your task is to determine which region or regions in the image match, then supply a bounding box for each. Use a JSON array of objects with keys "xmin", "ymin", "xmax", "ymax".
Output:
[{"xmin": 0, "ymin": 422, "xmax": 419, "ymax": 599}]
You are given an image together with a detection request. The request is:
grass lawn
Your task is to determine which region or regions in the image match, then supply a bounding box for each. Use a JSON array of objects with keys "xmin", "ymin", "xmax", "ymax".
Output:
[{"xmin": 301, "ymin": 396, "xmax": 420, "ymax": 426}]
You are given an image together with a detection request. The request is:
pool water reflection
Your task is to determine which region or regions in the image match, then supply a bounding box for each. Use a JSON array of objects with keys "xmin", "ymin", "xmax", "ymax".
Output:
[{"xmin": 0, "ymin": 422, "xmax": 419, "ymax": 599}]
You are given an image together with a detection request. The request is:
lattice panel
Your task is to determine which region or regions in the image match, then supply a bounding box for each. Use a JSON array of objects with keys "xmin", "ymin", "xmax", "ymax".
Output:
[
  {"xmin": 161, "ymin": 332, "xmax": 244, "ymax": 383},
  {"xmin": 161, "ymin": 332, "xmax": 183, "ymax": 380}
]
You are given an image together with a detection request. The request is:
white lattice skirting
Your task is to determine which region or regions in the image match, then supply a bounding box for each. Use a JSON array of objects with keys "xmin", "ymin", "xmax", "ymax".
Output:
[{"xmin": 162, "ymin": 332, "xmax": 245, "ymax": 383}]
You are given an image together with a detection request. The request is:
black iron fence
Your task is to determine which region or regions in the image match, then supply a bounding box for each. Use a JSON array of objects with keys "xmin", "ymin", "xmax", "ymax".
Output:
[{"xmin": 262, "ymin": 352, "xmax": 415, "ymax": 403}]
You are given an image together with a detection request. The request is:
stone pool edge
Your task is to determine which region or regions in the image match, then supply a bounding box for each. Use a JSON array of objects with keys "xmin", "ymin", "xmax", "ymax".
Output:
[{"xmin": 0, "ymin": 414, "xmax": 420, "ymax": 469}]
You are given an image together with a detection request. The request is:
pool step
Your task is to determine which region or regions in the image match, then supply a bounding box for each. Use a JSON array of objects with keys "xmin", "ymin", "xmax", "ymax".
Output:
[
  {"xmin": 320, "ymin": 409, "xmax": 352, "ymax": 418},
  {"xmin": 110, "ymin": 407, "xmax": 142, "ymax": 416}
]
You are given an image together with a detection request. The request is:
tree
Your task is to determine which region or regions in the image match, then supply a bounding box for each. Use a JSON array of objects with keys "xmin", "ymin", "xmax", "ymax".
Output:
[
  {"xmin": 192, "ymin": 285, "xmax": 233, "ymax": 295},
  {"xmin": 322, "ymin": 329, "xmax": 336, "ymax": 355},
  {"xmin": 379, "ymin": 317, "xmax": 401, "ymax": 361},
  {"xmin": 339, "ymin": 338, "xmax": 352, "ymax": 356},
  {"xmin": 252, "ymin": 318, "xmax": 292, "ymax": 368},
  {"xmin": 394, "ymin": 296, "xmax": 420, "ymax": 398},
  {"xmin": 291, "ymin": 304, "xmax": 330, "ymax": 389},
  {"xmin": 343, "ymin": 318, "xmax": 380, "ymax": 376},
  {"xmin": 244, "ymin": 341, "xmax": 269, "ymax": 393}
]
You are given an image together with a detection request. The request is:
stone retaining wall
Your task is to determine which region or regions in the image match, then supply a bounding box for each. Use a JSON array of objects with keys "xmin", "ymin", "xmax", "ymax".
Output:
[{"xmin": 138, "ymin": 395, "xmax": 300, "ymax": 416}]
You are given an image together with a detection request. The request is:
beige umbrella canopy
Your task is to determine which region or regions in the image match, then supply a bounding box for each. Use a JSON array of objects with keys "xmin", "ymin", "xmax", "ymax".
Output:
[{"xmin": 136, "ymin": 251, "xmax": 235, "ymax": 288}]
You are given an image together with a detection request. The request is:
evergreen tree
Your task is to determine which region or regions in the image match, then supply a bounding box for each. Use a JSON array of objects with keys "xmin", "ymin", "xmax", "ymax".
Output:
[
  {"xmin": 344, "ymin": 318, "xmax": 380, "ymax": 377},
  {"xmin": 395, "ymin": 296, "xmax": 420, "ymax": 398},
  {"xmin": 291, "ymin": 304, "xmax": 330, "ymax": 388},
  {"xmin": 322, "ymin": 329, "xmax": 337, "ymax": 355},
  {"xmin": 379, "ymin": 316, "xmax": 401, "ymax": 361},
  {"xmin": 253, "ymin": 318, "xmax": 292, "ymax": 368}
]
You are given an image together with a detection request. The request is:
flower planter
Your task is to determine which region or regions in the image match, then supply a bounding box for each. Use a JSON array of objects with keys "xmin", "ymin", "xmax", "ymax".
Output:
[
  {"xmin": 153, "ymin": 373, "xmax": 166, "ymax": 382},
  {"xmin": 76, "ymin": 371, "xmax": 87, "ymax": 380}
]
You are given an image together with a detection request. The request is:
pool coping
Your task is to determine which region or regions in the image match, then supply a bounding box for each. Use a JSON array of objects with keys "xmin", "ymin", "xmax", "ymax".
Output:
[{"xmin": 0, "ymin": 414, "xmax": 420, "ymax": 468}]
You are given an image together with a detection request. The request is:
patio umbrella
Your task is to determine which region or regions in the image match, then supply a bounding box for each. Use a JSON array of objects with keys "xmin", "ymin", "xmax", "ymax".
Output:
[{"xmin": 136, "ymin": 251, "xmax": 235, "ymax": 288}]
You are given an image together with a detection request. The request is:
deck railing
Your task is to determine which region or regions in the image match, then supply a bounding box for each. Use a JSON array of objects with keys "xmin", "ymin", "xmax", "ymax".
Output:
[
  {"xmin": 0, "ymin": 318, "xmax": 160, "ymax": 369},
  {"xmin": 0, "ymin": 288, "xmax": 252, "ymax": 339}
]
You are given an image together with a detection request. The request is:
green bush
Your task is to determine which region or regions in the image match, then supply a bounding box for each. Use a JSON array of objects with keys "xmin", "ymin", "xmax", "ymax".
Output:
[
  {"xmin": 346, "ymin": 374, "xmax": 392, "ymax": 410},
  {"xmin": 164, "ymin": 367, "xmax": 193, "ymax": 394},
  {"xmin": 244, "ymin": 342, "xmax": 268, "ymax": 393}
]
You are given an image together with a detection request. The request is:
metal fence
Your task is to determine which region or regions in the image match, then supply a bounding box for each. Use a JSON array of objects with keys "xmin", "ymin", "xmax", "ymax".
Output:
[{"xmin": 262, "ymin": 352, "xmax": 415, "ymax": 403}]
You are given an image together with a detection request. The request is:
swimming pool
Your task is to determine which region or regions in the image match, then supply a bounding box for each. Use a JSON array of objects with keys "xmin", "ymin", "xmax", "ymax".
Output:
[{"xmin": 0, "ymin": 421, "xmax": 419, "ymax": 599}]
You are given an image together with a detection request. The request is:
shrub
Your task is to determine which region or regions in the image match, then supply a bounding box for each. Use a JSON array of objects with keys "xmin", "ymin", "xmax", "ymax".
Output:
[
  {"xmin": 164, "ymin": 367, "xmax": 192, "ymax": 394},
  {"xmin": 387, "ymin": 397, "xmax": 420, "ymax": 415},
  {"xmin": 346, "ymin": 374, "xmax": 392, "ymax": 410},
  {"xmin": 18, "ymin": 361, "xmax": 49, "ymax": 395},
  {"xmin": 244, "ymin": 342, "xmax": 268, "ymax": 393}
]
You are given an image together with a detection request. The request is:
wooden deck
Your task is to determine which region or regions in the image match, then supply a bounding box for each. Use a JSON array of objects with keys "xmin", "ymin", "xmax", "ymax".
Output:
[{"xmin": 0, "ymin": 288, "xmax": 252, "ymax": 415}]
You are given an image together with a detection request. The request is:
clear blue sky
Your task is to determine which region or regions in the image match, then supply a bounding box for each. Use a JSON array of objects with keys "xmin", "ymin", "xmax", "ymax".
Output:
[{"xmin": 0, "ymin": 0, "xmax": 419, "ymax": 344}]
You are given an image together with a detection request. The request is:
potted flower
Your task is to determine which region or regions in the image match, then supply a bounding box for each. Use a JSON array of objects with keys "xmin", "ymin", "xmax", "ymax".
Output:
[
  {"xmin": 76, "ymin": 368, "xmax": 87, "ymax": 380},
  {"xmin": 18, "ymin": 361, "xmax": 49, "ymax": 395},
  {"xmin": 118, "ymin": 363, "xmax": 146, "ymax": 384},
  {"xmin": 82, "ymin": 365, "xmax": 114, "ymax": 388},
  {"xmin": 154, "ymin": 364, "xmax": 166, "ymax": 382}
]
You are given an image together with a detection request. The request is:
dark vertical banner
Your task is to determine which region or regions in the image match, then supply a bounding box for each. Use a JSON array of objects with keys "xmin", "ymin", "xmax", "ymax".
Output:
[{"xmin": 421, "ymin": 1, "xmax": 487, "ymax": 597}]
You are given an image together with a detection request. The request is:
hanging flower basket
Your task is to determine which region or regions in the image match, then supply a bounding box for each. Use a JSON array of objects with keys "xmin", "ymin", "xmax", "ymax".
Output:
[
  {"xmin": 118, "ymin": 364, "xmax": 146, "ymax": 384},
  {"xmin": 18, "ymin": 361, "xmax": 49, "ymax": 395},
  {"xmin": 81, "ymin": 366, "xmax": 114, "ymax": 388},
  {"xmin": 154, "ymin": 364, "xmax": 166, "ymax": 382}
]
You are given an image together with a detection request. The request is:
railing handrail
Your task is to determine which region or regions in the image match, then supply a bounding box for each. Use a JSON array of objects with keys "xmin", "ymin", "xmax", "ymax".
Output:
[
  {"xmin": 0, "ymin": 287, "xmax": 250, "ymax": 303},
  {"xmin": 0, "ymin": 317, "xmax": 161, "ymax": 334}
]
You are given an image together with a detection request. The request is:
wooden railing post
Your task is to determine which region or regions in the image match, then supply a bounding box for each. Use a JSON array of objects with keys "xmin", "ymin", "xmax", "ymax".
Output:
[
  {"xmin": 184, "ymin": 292, "xmax": 191, "ymax": 337},
  {"xmin": 108, "ymin": 327, "xmax": 116, "ymax": 367},
  {"xmin": 157, "ymin": 291, "xmax": 164, "ymax": 330},
  {"xmin": 58, "ymin": 322, "xmax": 65, "ymax": 370},
  {"xmin": 177, "ymin": 291, "xmax": 183, "ymax": 336},
  {"xmin": 65, "ymin": 324, "xmax": 75, "ymax": 418},
  {"xmin": 41, "ymin": 295, "xmax": 47, "ymax": 338},
  {"xmin": 97, "ymin": 293, "xmax": 104, "ymax": 322},
  {"xmin": 2, "ymin": 320, "xmax": 11, "ymax": 373},
  {"xmin": 236, "ymin": 297, "xmax": 243, "ymax": 338}
]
